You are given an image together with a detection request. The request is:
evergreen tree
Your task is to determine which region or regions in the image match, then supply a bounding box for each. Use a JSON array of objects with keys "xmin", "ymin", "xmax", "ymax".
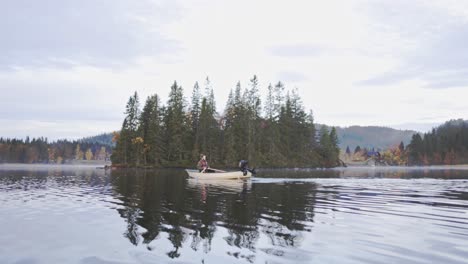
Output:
[
  {"xmin": 164, "ymin": 81, "xmax": 188, "ymax": 163},
  {"xmin": 244, "ymin": 75, "xmax": 262, "ymax": 164},
  {"xmin": 222, "ymin": 89, "xmax": 236, "ymax": 165},
  {"xmin": 197, "ymin": 97, "xmax": 220, "ymax": 164},
  {"xmin": 190, "ymin": 82, "xmax": 202, "ymax": 161},
  {"xmin": 260, "ymin": 82, "xmax": 286, "ymax": 166},
  {"xmin": 278, "ymin": 93, "xmax": 294, "ymax": 162},
  {"xmin": 329, "ymin": 127, "xmax": 340, "ymax": 164},
  {"xmin": 112, "ymin": 92, "xmax": 140, "ymax": 165},
  {"xmin": 408, "ymin": 134, "xmax": 423, "ymax": 165},
  {"xmin": 264, "ymin": 83, "xmax": 275, "ymax": 120},
  {"xmin": 398, "ymin": 141, "xmax": 405, "ymax": 152},
  {"xmin": 354, "ymin": 145, "xmax": 361, "ymax": 154},
  {"xmin": 125, "ymin": 91, "xmax": 140, "ymax": 133},
  {"xmin": 140, "ymin": 94, "xmax": 163, "ymax": 166},
  {"xmin": 319, "ymin": 126, "xmax": 332, "ymax": 167},
  {"xmin": 223, "ymin": 82, "xmax": 248, "ymax": 166}
]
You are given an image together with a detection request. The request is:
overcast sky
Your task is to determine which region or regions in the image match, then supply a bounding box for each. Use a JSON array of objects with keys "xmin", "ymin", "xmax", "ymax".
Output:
[{"xmin": 1, "ymin": 0, "xmax": 467, "ymax": 140}]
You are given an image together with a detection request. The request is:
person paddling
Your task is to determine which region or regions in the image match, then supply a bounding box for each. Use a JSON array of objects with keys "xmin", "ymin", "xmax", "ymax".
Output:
[{"xmin": 197, "ymin": 154, "xmax": 215, "ymax": 173}]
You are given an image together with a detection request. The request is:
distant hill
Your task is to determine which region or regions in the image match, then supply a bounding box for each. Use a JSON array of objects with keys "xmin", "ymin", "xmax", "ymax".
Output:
[
  {"xmin": 80, "ymin": 132, "xmax": 114, "ymax": 147},
  {"xmin": 318, "ymin": 125, "xmax": 417, "ymax": 151}
]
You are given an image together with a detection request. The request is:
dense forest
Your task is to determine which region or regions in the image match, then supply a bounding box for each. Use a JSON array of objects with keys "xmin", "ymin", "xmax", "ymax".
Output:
[
  {"xmin": 407, "ymin": 119, "xmax": 468, "ymax": 165},
  {"xmin": 0, "ymin": 137, "xmax": 111, "ymax": 164},
  {"xmin": 112, "ymin": 76, "xmax": 340, "ymax": 168}
]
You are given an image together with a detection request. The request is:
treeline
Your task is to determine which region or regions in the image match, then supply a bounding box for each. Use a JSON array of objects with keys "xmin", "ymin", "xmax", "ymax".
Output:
[
  {"xmin": 0, "ymin": 137, "xmax": 111, "ymax": 164},
  {"xmin": 112, "ymin": 76, "xmax": 340, "ymax": 168},
  {"xmin": 408, "ymin": 119, "xmax": 468, "ymax": 165}
]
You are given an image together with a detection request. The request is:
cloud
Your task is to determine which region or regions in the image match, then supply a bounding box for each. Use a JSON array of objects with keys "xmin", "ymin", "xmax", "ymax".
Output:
[
  {"xmin": 269, "ymin": 44, "xmax": 324, "ymax": 58},
  {"xmin": 0, "ymin": 0, "xmax": 181, "ymax": 69},
  {"xmin": 1, "ymin": 0, "xmax": 467, "ymax": 139},
  {"xmin": 358, "ymin": 0, "xmax": 468, "ymax": 89},
  {"xmin": 0, "ymin": 119, "xmax": 119, "ymax": 140},
  {"xmin": 0, "ymin": 65, "xmax": 151, "ymax": 125}
]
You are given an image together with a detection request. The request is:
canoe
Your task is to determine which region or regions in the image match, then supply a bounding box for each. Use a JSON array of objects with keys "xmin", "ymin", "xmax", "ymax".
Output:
[{"xmin": 185, "ymin": 169, "xmax": 252, "ymax": 180}]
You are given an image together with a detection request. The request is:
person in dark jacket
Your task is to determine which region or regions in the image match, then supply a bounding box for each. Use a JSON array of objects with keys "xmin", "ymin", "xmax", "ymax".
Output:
[{"xmin": 239, "ymin": 160, "xmax": 256, "ymax": 175}]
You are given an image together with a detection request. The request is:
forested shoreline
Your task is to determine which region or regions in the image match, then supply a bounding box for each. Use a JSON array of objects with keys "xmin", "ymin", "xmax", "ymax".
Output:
[
  {"xmin": 408, "ymin": 119, "xmax": 468, "ymax": 165},
  {"xmin": 111, "ymin": 76, "xmax": 341, "ymax": 168},
  {"xmin": 4, "ymin": 77, "xmax": 464, "ymax": 168},
  {"xmin": 0, "ymin": 137, "xmax": 111, "ymax": 164}
]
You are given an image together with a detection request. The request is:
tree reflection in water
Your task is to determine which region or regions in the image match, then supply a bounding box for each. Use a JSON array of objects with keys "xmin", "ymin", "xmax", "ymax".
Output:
[{"xmin": 110, "ymin": 169, "xmax": 318, "ymax": 260}]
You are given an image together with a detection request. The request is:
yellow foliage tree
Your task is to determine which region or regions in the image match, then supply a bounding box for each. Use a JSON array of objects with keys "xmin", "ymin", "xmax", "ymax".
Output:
[
  {"xmin": 85, "ymin": 148, "xmax": 93, "ymax": 161},
  {"xmin": 112, "ymin": 131, "xmax": 120, "ymax": 142},
  {"xmin": 97, "ymin": 146, "xmax": 107, "ymax": 160},
  {"xmin": 75, "ymin": 144, "xmax": 84, "ymax": 160}
]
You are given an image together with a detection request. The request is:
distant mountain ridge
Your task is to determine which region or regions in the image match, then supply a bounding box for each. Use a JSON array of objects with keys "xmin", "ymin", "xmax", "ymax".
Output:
[
  {"xmin": 317, "ymin": 125, "xmax": 417, "ymax": 151},
  {"xmin": 80, "ymin": 132, "xmax": 115, "ymax": 147}
]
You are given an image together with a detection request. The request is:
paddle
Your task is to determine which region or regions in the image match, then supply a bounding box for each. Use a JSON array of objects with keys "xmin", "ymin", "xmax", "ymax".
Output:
[{"xmin": 207, "ymin": 168, "xmax": 227, "ymax": 173}]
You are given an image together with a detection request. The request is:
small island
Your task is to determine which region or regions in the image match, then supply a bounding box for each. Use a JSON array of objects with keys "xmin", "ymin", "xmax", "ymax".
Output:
[{"xmin": 111, "ymin": 77, "xmax": 341, "ymax": 169}]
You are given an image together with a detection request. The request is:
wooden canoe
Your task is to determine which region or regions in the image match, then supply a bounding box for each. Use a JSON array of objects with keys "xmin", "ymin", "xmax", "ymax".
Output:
[{"xmin": 185, "ymin": 169, "xmax": 252, "ymax": 179}]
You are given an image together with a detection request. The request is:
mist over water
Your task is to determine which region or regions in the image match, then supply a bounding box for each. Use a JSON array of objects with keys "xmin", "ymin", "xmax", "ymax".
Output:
[{"xmin": 1, "ymin": 166, "xmax": 467, "ymax": 264}]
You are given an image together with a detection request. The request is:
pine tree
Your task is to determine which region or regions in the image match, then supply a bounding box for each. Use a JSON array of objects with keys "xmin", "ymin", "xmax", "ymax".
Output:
[
  {"xmin": 125, "ymin": 91, "xmax": 140, "ymax": 164},
  {"xmin": 329, "ymin": 127, "xmax": 340, "ymax": 165},
  {"xmin": 112, "ymin": 92, "xmax": 140, "ymax": 165},
  {"xmin": 261, "ymin": 82, "xmax": 286, "ymax": 166},
  {"xmin": 190, "ymin": 82, "xmax": 202, "ymax": 161},
  {"xmin": 279, "ymin": 93, "xmax": 293, "ymax": 161},
  {"xmin": 223, "ymin": 82, "xmax": 247, "ymax": 165},
  {"xmin": 264, "ymin": 83, "xmax": 275, "ymax": 120},
  {"xmin": 140, "ymin": 94, "xmax": 163, "ymax": 166},
  {"xmin": 319, "ymin": 126, "xmax": 333, "ymax": 167},
  {"xmin": 223, "ymin": 89, "xmax": 236, "ymax": 164},
  {"xmin": 125, "ymin": 91, "xmax": 140, "ymax": 133},
  {"xmin": 354, "ymin": 146, "xmax": 361, "ymax": 154},
  {"xmin": 244, "ymin": 75, "xmax": 262, "ymax": 164},
  {"xmin": 408, "ymin": 134, "xmax": 424, "ymax": 165},
  {"xmin": 398, "ymin": 141, "xmax": 405, "ymax": 152},
  {"xmin": 164, "ymin": 81, "xmax": 188, "ymax": 163}
]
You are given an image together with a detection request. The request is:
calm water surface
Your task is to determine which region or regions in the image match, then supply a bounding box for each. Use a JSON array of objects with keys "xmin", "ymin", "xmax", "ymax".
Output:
[{"xmin": 1, "ymin": 165, "xmax": 468, "ymax": 264}]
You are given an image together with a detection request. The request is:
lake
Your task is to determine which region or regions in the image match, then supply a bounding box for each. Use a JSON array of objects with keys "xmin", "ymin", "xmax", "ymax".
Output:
[{"xmin": 1, "ymin": 165, "xmax": 468, "ymax": 264}]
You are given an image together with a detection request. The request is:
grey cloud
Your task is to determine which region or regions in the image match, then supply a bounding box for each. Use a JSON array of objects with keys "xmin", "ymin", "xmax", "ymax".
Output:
[
  {"xmin": 357, "ymin": 71, "xmax": 416, "ymax": 86},
  {"xmin": 0, "ymin": 0, "xmax": 181, "ymax": 69},
  {"xmin": 358, "ymin": 1, "xmax": 468, "ymax": 89},
  {"xmin": 0, "ymin": 77, "xmax": 124, "ymax": 122},
  {"xmin": 269, "ymin": 44, "xmax": 324, "ymax": 57},
  {"xmin": 422, "ymin": 70, "xmax": 468, "ymax": 89}
]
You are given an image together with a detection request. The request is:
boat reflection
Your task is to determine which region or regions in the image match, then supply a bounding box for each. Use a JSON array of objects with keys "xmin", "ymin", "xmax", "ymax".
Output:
[
  {"xmin": 187, "ymin": 177, "xmax": 252, "ymax": 199},
  {"xmin": 109, "ymin": 169, "xmax": 317, "ymax": 261}
]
